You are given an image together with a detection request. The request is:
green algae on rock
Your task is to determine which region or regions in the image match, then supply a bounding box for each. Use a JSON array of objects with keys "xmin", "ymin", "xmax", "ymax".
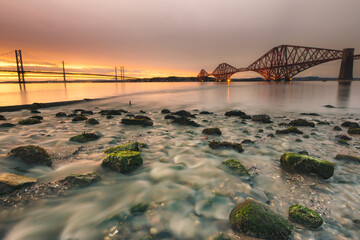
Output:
[
  {"xmin": 104, "ymin": 141, "xmax": 147, "ymax": 154},
  {"xmin": 209, "ymin": 140, "xmax": 243, "ymax": 153},
  {"xmin": 280, "ymin": 152, "xmax": 334, "ymax": 179},
  {"xmin": 8, "ymin": 145, "xmax": 52, "ymax": 166},
  {"xmin": 102, "ymin": 151, "xmax": 143, "ymax": 173},
  {"xmin": 223, "ymin": 159, "xmax": 250, "ymax": 177},
  {"xmin": 288, "ymin": 119, "xmax": 315, "ymax": 127},
  {"xmin": 130, "ymin": 202, "xmax": 149, "ymax": 215},
  {"xmin": 0, "ymin": 172, "xmax": 37, "ymax": 195},
  {"xmin": 18, "ymin": 118, "xmax": 41, "ymax": 125},
  {"xmin": 276, "ymin": 126, "xmax": 303, "ymax": 134},
  {"xmin": 348, "ymin": 128, "xmax": 360, "ymax": 135},
  {"xmin": 70, "ymin": 132, "xmax": 100, "ymax": 143},
  {"xmin": 289, "ymin": 204, "xmax": 323, "ymax": 228},
  {"xmin": 335, "ymin": 154, "xmax": 360, "ymax": 163},
  {"xmin": 202, "ymin": 127, "xmax": 222, "ymax": 135},
  {"xmin": 61, "ymin": 172, "xmax": 101, "ymax": 187},
  {"xmin": 229, "ymin": 198, "xmax": 292, "ymax": 240}
]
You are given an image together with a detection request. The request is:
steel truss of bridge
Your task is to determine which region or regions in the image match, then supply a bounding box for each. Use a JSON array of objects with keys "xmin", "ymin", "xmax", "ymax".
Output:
[{"xmin": 198, "ymin": 45, "xmax": 360, "ymax": 81}]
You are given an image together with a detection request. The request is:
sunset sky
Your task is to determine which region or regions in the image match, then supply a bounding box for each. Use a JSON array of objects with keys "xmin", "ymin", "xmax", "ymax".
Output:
[{"xmin": 1, "ymin": 0, "xmax": 360, "ymax": 79}]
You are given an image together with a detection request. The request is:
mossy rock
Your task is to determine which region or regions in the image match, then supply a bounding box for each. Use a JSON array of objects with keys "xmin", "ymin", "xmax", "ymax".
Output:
[
  {"xmin": 199, "ymin": 111, "xmax": 213, "ymax": 115},
  {"xmin": 121, "ymin": 116, "xmax": 153, "ymax": 126},
  {"xmin": 342, "ymin": 121, "xmax": 360, "ymax": 129},
  {"xmin": 130, "ymin": 202, "xmax": 149, "ymax": 215},
  {"xmin": 209, "ymin": 140, "xmax": 243, "ymax": 153},
  {"xmin": 223, "ymin": 159, "xmax": 250, "ymax": 177},
  {"xmin": 61, "ymin": 172, "xmax": 101, "ymax": 187},
  {"xmin": 252, "ymin": 114, "xmax": 272, "ymax": 123},
  {"xmin": 56, "ymin": 112, "xmax": 67, "ymax": 117},
  {"xmin": 8, "ymin": 145, "xmax": 52, "ymax": 166},
  {"xmin": 102, "ymin": 151, "xmax": 143, "ymax": 173},
  {"xmin": 70, "ymin": 132, "xmax": 100, "ymax": 143},
  {"xmin": 72, "ymin": 114, "xmax": 88, "ymax": 122},
  {"xmin": 241, "ymin": 139, "xmax": 255, "ymax": 144},
  {"xmin": 280, "ymin": 152, "xmax": 334, "ymax": 179},
  {"xmin": 173, "ymin": 110, "xmax": 195, "ymax": 118},
  {"xmin": 0, "ymin": 115, "xmax": 6, "ymax": 120},
  {"xmin": 18, "ymin": 118, "xmax": 41, "ymax": 125},
  {"xmin": 335, "ymin": 135, "xmax": 351, "ymax": 141},
  {"xmin": 202, "ymin": 127, "xmax": 222, "ymax": 135},
  {"xmin": 171, "ymin": 116, "xmax": 199, "ymax": 127},
  {"xmin": 288, "ymin": 119, "xmax": 315, "ymax": 127},
  {"xmin": 229, "ymin": 198, "xmax": 292, "ymax": 240},
  {"xmin": 335, "ymin": 154, "xmax": 360, "ymax": 163},
  {"xmin": 30, "ymin": 115, "xmax": 43, "ymax": 120},
  {"xmin": 333, "ymin": 126, "xmax": 342, "ymax": 131},
  {"xmin": 100, "ymin": 109, "xmax": 126, "ymax": 115},
  {"xmin": 164, "ymin": 114, "xmax": 176, "ymax": 120},
  {"xmin": 161, "ymin": 109, "xmax": 171, "ymax": 114},
  {"xmin": 104, "ymin": 141, "xmax": 146, "ymax": 154},
  {"xmin": 276, "ymin": 126, "xmax": 303, "ymax": 134},
  {"xmin": 289, "ymin": 204, "xmax": 323, "ymax": 228},
  {"xmin": 0, "ymin": 172, "xmax": 37, "ymax": 194},
  {"xmin": 86, "ymin": 118, "xmax": 99, "ymax": 125},
  {"xmin": 225, "ymin": 110, "xmax": 247, "ymax": 117},
  {"xmin": 348, "ymin": 128, "xmax": 360, "ymax": 135}
]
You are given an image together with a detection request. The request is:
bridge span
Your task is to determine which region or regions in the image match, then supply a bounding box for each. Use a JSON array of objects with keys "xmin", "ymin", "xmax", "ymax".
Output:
[{"xmin": 198, "ymin": 45, "xmax": 360, "ymax": 81}]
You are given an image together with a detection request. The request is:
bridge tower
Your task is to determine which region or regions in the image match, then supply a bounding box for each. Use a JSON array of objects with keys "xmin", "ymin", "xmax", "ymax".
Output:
[
  {"xmin": 15, "ymin": 50, "xmax": 25, "ymax": 83},
  {"xmin": 338, "ymin": 48, "xmax": 354, "ymax": 80}
]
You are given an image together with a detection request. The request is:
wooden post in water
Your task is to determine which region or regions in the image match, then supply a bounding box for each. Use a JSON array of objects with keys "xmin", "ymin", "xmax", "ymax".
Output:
[{"xmin": 62, "ymin": 61, "xmax": 66, "ymax": 82}]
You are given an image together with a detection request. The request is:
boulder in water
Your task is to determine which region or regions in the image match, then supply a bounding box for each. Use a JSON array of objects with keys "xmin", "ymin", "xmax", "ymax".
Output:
[
  {"xmin": 289, "ymin": 204, "xmax": 323, "ymax": 228},
  {"xmin": 70, "ymin": 132, "xmax": 101, "ymax": 143},
  {"xmin": 8, "ymin": 145, "xmax": 52, "ymax": 166},
  {"xmin": 102, "ymin": 151, "xmax": 143, "ymax": 173},
  {"xmin": 0, "ymin": 172, "xmax": 37, "ymax": 194}
]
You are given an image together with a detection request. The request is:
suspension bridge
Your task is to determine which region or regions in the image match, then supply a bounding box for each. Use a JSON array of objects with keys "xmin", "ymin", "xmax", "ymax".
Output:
[
  {"xmin": 0, "ymin": 50, "xmax": 137, "ymax": 83},
  {"xmin": 198, "ymin": 45, "xmax": 360, "ymax": 81}
]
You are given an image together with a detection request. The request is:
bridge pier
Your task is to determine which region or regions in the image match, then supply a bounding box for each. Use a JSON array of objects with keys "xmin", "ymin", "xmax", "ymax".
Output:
[{"xmin": 338, "ymin": 48, "xmax": 354, "ymax": 80}]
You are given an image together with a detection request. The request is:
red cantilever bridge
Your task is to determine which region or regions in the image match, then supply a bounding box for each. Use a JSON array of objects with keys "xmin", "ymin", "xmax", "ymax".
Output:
[{"xmin": 198, "ymin": 45, "xmax": 360, "ymax": 81}]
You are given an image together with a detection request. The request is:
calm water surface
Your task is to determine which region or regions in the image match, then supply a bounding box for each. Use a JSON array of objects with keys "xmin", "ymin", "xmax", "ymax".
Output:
[{"xmin": 0, "ymin": 81, "xmax": 359, "ymax": 240}]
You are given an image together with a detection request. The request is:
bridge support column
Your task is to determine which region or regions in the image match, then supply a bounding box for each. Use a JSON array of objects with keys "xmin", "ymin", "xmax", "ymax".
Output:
[{"xmin": 338, "ymin": 48, "xmax": 354, "ymax": 80}]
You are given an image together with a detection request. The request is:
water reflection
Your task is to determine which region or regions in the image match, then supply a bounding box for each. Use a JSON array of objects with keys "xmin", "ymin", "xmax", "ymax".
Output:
[{"xmin": 337, "ymin": 80, "xmax": 352, "ymax": 107}]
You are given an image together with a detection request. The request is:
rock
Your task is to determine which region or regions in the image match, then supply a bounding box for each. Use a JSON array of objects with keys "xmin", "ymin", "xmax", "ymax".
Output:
[
  {"xmin": 0, "ymin": 123, "xmax": 16, "ymax": 128},
  {"xmin": 341, "ymin": 121, "xmax": 359, "ymax": 129},
  {"xmin": 30, "ymin": 109, "xmax": 40, "ymax": 113},
  {"xmin": 171, "ymin": 116, "xmax": 199, "ymax": 127},
  {"xmin": 333, "ymin": 126, "xmax": 342, "ymax": 131},
  {"xmin": 213, "ymin": 233, "xmax": 232, "ymax": 240},
  {"xmin": 225, "ymin": 110, "xmax": 247, "ymax": 117},
  {"xmin": 139, "ymin": 110, "xmax": 146, "ymax": 114},
  {"xmin": 223, "ymin": 159, "xmax": 250, "ymax": 177},
  {"xmin": 288, "ymin": 204, "xmax": 323, "ymax": 228},
  {"xmin": 209, "ymin": 140, "xmax": 243, "ymax": 153},
  {"xmin": 296, "ymin": 138, "xmax": 302, "ymax": 142},
  {"xmin": 72, "ymin": 114, "xmax": 88, "ymax": 122},
  {"xmin": 337, "ymin": 139, "xmax": 349, "ymax": 145},
  {"xmin": 267, "ymin": 134, "xmax": 275, "ymax": 138},
  {"xmin": 323, "ymin": 105, "xmax": 335, "ymax": 108},
  {"xmin": 61, "ymin": 172, "xmax": 100, "ymax": 187},
  {"xmin": 199, "ymin": 111, "xmax": 213, "ymax": 114},
  {"xmin": 30, "ymin": 115, "xmax": 43, "ymax": 120},
  {"xmin": 102, "ymin": 151, "xmax": 143, "ymax": 173},
  {"xmin": 280, "ymin": 152, "xmax": 334, "ymax": 179},
  {"xmin": 106, "ymin": 115, "xmax": 113, "ymax": 119},
  {"xmin": 242, "ymin": 139, "xmax": 255, "ymax": 144},
  {"xmin": 86, "ymin": 118, "xmax": 99, "ymax": 125},
  {"xmin": 100, "ymin": 109, "xmax": 124, "ymax": 115},
  {"xmin": 300, "ymin": 113, "xmax": 320, "ymax": 116},
  {"xmin": 67, "ymin": 113, "xmax": 77, "ymax": 117},
  {"xmin": 202, "ymin": 127, "xmax": 222, "ymax": 135},
  {"xmin": 8, "ymin": 145, "xmax": 52, "ymax": 166},
  {"xmin": 335, "ymin": 154, "xmax": 360, "ymax": 163},
  {"xmin": 56, "ymin": 112, "xmax": 68, "ymax": 117},
  {"xmin": 298, "ymin": 150, "xmax": 309, "ymax": 155},
  {"xmin": 74, "ymin": 109, "xmax": 85, "ymax": 113},
  {"xmin": 0, "ymin": 115, "xmax": 6, "ymax": 120},
  {"xmin": 81, "ymin": 110, "xmax": 93, "ymax": 115},
  {"xmin": 348, "ymin": 128, "xmax": 360, "ymax": 135},
  {"xmin": 252, "ymin": 114, "xmax": 272, "ymax": 123},
  {"xmin": 258, "ymin": 129, "xmax": 264, "ymax": 133},
  {"xmin": 70, "ymin": 132, "xmax": 101, "ymax": 143},
  {"xmin": 121, "ymin": 115, "xmax": 154, "ymax": 126},
  {"xmin": 130, "ymin": 202, "xmax": 149, "ymax": 215},
  {"xmin": 335, "ymin": 135, "xmax": 351, "ymax": 141},
  {"xmin": 164, "ymin": 114, "xmax": 176, "ymax": 120},
  {"xmin": 18, "ymin": 118, "xmax": 41, "ymax": 125},
  {"xmin": 276, "ymin": 126, "xmax": 303, "ymax": 134},
  {"xmin": 317, "ymin": 121, "xmax": 330, "ymax": 125},
  {"xmin": 173, "ymin": 110, "xmax": 195, "ymax": 118},
  {"xmin": 0, "ymin": 173, "xmax": 37, "ymax": 195},
  {"xmin": 161, "ymin": 109, "xmax": 171, "ymax": 114},
  {"xmin": 229, "ymin": 198, "xmax": 292, "ymax": 240},
  {"xmin": 288, "ymin": 119, "xmax": 315, "ymax": 127},
  {"xmin": 104, "ymin": 141, "xmax": 145, "ymax": 154}
]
